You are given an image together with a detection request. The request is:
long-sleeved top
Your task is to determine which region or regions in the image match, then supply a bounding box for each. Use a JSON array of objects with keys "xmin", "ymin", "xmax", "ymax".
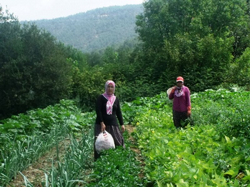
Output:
[
  {"xmin": 168, "ymin": 86, "xmax": 191, "ymax": 112},
  {"xmin": 95, "ymin": 95, "xmax": 123, "ymax": 126}
]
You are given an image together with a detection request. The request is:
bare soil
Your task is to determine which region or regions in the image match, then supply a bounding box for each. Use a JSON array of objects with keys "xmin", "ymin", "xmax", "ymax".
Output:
[{"xmin": 125, "ymin": 124, "xmax": 145, "ymax": 178}]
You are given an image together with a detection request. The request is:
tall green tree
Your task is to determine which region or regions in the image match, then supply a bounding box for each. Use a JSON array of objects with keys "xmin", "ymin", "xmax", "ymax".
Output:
[
  {"xmin": 0, "ymin": 12, "xmax": 73, "ymax": 118},
  {"xmin": 136, "ymin": 0, "xmax": 250, "ymax": 92},
  {"xmin": 229, "ymin": 47, "xmax": 250, "ymax": 88}
]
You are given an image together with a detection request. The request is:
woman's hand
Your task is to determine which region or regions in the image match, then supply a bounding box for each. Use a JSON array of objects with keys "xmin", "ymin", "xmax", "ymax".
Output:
[
  {"xmin": 170, "ymin": 86, "xmax": 176, "ymax": 94},
  {"xmin": 121, "ymin": 125, "xmax": 125, "ymax": 133},
  {"xmin": 187, "ymin": 106, "xmax": 191, "ymax": 117},
  {"xmin": 100, "ymin": 122, "xmax": 106, "ymax": 132}
]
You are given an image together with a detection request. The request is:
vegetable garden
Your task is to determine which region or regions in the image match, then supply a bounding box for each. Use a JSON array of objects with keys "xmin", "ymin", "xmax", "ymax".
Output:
[{"xmin": 1, "ymin": 88, "xmax": 250, "ymax": 186}]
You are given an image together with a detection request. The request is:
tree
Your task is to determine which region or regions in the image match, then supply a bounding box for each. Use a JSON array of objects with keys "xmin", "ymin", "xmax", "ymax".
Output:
[
  {"xmin": 136, "ymin": 0, "xmax": 250, "ymax": 92},
  {"xmin": 229, "ymin": 47, "xmax": 250, "ymax": 88},
  {"xmin": 102, "ymin": 46, "xmax": 118, "ymax": 64},
  {"xmin": 0, "ymin": 21, "xmax": 73, "ymax": 119},
  {"xmin": 0, "ymin": 5, "xmax": 18, "ymax": 23}
]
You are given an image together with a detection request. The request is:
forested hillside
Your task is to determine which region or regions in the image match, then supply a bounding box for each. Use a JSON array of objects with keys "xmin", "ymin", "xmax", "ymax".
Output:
[
  {"xmin": 1, "ymin": 0, "xmax": 250, "ymax": 120},
  {"xmin": 28, "ymin": 5, "xmax": 143, "ymax": 52}
]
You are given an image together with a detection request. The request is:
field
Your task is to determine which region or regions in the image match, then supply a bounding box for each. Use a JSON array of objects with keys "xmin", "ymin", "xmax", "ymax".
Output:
[{"xmin": 1, "ymin": 88, "xmax": 250, "ymax": 186}]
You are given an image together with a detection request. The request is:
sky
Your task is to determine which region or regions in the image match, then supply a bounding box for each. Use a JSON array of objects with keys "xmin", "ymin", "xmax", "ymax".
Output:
[{"xmin": 0, "ymin": 0, "xmax": 144, "ymax": 21}]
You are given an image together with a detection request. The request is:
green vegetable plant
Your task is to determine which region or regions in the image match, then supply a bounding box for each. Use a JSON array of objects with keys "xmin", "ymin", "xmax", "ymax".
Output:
[
  {"xmin": 132, "ymin": 89, "xmax": 250, "ymax": 186},
  {"xmin": 87, "ymin": 131, "xmax": 145, "ymax": 187}
]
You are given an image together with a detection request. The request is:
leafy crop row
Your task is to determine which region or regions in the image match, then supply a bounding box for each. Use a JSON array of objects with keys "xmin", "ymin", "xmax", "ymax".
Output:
[
  {"xmin": 132, "ymin": 89, "xmax": 250, "ymax": 186},
  {"xmin": 2, "ymin": 88, "xmax": 250, "ymax": 186},
  {"xmin": 87, "ymin": 131, "xmax": 145, "ymax": 187}
]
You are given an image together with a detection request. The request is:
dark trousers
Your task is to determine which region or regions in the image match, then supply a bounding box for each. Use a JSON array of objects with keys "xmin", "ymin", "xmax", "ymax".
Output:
[{"xmin": 173, "ymin": 110, "xmax": 188, "ymax": 128}]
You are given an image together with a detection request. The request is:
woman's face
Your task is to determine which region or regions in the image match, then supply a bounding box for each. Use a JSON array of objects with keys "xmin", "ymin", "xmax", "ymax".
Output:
[
  {"xmin": 176, "ymin": 81, "xmax": 183, "ymax": 87},
  {"xmin": 107, "ymin": 83, "xmax": 114, "ymax": 95}
]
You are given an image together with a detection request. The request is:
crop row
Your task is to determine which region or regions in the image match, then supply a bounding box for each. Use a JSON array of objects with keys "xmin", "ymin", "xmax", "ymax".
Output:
[
  {"xmin": 0, "ymin": 100, "xmax": 93, "ymax": 186},
  {"xmin": 2, "ymin": 87, "xmax": 250, "ymax": 186},
  {"xmin": 133, "ymin": 89, "xmax": 250, "ymax": 186}
]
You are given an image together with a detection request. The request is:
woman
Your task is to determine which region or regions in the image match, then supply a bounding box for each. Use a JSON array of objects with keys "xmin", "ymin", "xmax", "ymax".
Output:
[
  {"xmin": 168, "ymin": 76, "xmax": 191, "ymax": 128},
  {"xmin": 94, "ymin": 80, "xmax": 125, "ymax": 160}
]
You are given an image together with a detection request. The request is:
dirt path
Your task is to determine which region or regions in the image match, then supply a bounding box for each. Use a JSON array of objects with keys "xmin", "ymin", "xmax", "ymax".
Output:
[
  {"xmin": 7, "ymin": 138, "xmax": 71, "ymax": 187},
  {"xmin": 125, "ymin": 124, "xmax": 145, "ymax": 178},
  {"xmin": 126, "ymin": 124, "xmax": 139, "ymax": 151}
]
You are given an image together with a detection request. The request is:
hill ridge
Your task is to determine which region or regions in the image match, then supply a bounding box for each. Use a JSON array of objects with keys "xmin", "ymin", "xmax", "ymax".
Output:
[{"xmin": 23, "ymin": 4, "xmax": 143, "ymax": 52}]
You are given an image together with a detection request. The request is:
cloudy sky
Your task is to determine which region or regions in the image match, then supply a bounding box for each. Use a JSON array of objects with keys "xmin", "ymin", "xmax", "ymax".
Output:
[{"xmin": 1, "ymin": 0, "xmax": 144, "ymax": 21}]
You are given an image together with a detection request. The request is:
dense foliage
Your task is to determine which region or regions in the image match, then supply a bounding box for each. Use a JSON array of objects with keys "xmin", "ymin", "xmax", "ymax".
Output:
[
  {"xmin": 121, "ymin": 88, "xmax": 250, "ymax": 186},
  {"xmin": 1, "ymin": 0, "xmax": 250, "ymax": 120},
  {"xmin": 2, "ymin": 1, "xmax": 250, "ymax": 186},
  {"xmin": 135, "ymin": 0, "xmax": 250, "ymax": 92},
  {"xmin": 0, "ymin": 99, "xmax": 91, "ymax": 185},
  {"xmin": 0, "ymin": 21, "xmax": 72, "ymax": 118},
  {"xmin": 88, "ymin": 134, "xmax": 145, "ymax": 187},
  {"xmin": 1, "ymin": 88, "xmax": 250, "ymax": 186}
]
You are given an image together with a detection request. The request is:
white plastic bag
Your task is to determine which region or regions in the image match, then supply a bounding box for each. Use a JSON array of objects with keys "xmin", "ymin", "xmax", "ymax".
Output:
[
  {"xmin": 167, "ymin": 87, "xmax": 174, "ymax": 102},
  {"xmin": 95, "ymin": 130, "xmax": 115, "ymax": 154},
  {"xmin": 167, "ymin": 87, "xmax": 173, "ymax": 96}
]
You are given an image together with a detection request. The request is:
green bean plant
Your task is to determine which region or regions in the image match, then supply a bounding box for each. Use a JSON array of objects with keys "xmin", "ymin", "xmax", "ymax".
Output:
[
  {"xmin": 87, "ymin": 131, "xmax": 146, "ymax": 187},
  {"xmin": 133, "ymin": 89, "xmax": 250, "ymax": 186}
]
